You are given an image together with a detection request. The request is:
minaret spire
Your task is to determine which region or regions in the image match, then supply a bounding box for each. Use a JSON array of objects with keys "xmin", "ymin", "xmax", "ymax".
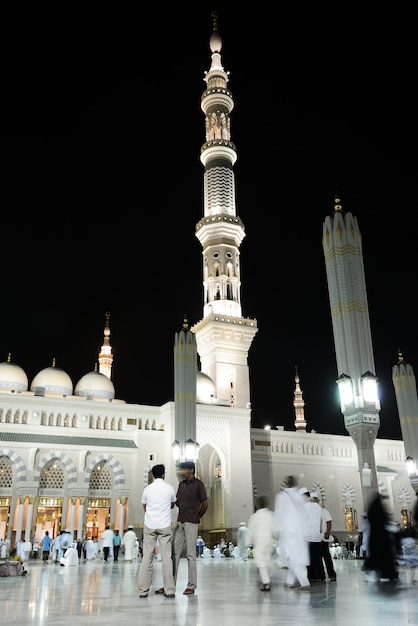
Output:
[
  {"xmin": 192, "ymin": 14, "xmax": 258, "ymax": 410},
  {"xmin": 98, "ymin": 312, "xmax": 113, "ymax": 380},
  {"xmin": 293, "ymin": 366, "xmax": 307, "ymax": 433}
]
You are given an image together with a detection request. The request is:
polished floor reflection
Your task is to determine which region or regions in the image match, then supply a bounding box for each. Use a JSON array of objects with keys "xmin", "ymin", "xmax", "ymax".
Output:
[{"xmin": 2, "ymin": 555, "xmax": 418, "ymax": 626}]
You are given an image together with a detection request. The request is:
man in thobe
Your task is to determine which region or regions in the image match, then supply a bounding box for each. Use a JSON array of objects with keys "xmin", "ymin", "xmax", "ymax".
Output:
[
  {"xmin": 121, "ymin": 525, "xmax": 137, "ymax": 562},
  {"xmin": 274, "ymin": 475, "xmax": 311, "ymax": 590}
]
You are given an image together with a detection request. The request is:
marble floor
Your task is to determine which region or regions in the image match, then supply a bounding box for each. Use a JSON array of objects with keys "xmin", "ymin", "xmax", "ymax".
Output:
[{"xmin": 2, "ymin": 555, "xmax": 418, "ymax": 626}]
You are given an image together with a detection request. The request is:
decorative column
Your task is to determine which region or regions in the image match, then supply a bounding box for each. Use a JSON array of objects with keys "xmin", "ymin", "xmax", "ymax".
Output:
[
  {"xmin": 70, "ymin": 497, "xmax": 77, "ymax": 536},
  {"xmin": 119, "ymin": 497, "xmax": 126, "ymax": 537},
  {"xmin": 16, "ymin": 495, "xmax": 26, "ymax": 541},
  {"xmin": 77, "ymin": 495, "xmax": 86, "ymax": 539},
  {"xmin": 25, "ymin": 495, "xmax": 35, "ymax": 540}
]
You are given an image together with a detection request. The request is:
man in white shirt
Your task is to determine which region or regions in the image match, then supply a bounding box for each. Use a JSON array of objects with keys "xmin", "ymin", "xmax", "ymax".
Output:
[
  {"xmin": 299, "ymin": 488, "xmax": 325, "ymax": 583},
  {"xmin": 101, "ymin": 525, "xmax": 115, "ymax": 563},
  {"xmin": 138, "ymin": 464, "xmax": 177, "ymax": 598},
  {"xmin": 311, "ymin": 492, "xmax": 337, "ymax": 581}
]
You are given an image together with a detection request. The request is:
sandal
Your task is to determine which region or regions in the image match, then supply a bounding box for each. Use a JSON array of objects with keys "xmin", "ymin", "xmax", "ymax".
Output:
[{"xmin": 260, "ymin": 584, "xmax": 271, "ymax": 591}]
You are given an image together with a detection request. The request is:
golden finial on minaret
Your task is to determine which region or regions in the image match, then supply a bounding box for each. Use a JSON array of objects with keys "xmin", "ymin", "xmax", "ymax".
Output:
[
  {"xmin": 397, "ymin": 349, "xmax": 404, "ymax": 364},
  {"xmin": 334, "ymin": 193, "xmax": 343, "ymax": 213},
  {"xmin": 183, "ymin": 315, "xmax": 189, "ymax": 331},
  {"xmin": 211, "ymin": 10, "xmax": 218, "ymax": 31}
]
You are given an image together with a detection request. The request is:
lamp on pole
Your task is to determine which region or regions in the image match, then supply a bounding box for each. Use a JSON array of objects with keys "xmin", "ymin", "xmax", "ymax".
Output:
[
  {"xmin": 406, "ymin": 456, "xmax": 418, "ymax": 493},
  {"xmin": 172, "ymin": 439, "xmax": 200, "ymax": 465},
  {"xmin": 336, "ymin": 371, "xmax": 380, "ymax": 511}
]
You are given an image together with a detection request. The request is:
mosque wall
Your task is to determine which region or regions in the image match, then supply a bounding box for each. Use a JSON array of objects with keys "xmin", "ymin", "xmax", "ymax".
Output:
[
  {"xmin": 0, "ymin": 387, "xmax": 413, "ymax": 545},
  {"xmin": 250, "ymin": 428, "xmax": 412, "ymax": 538}
]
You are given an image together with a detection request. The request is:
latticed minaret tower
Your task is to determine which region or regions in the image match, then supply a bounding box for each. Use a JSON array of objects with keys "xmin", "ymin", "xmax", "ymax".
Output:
[
  {"xmin": 98, "ymin": 312, "xmax": 113, "ymax": 380},
  {"xmin": 322, "ymin": 195, "xmax": 381, "ymax": 507},
  {"xmin": 192, "ymin": 13, "xmax": 258, "ymax": 409}
]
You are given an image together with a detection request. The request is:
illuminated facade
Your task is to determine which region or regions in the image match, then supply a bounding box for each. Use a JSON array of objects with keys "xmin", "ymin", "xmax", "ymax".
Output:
[{"xmin": 0, "ymin": 15, "xmax": 413, "ymax": 548}]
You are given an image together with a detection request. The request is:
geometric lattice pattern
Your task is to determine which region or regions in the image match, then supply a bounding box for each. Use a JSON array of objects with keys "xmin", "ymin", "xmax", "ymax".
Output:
[
  {"xmin": 39, "ymin": 461, "xmax": 64, "ymax": 489},
  {"xmin": 0, "ymin": 459, "xmax": 13, "ymax": 487},
  {"xmin": 90, "ymin": 464, "xmax": 111, "ymax": 489}
]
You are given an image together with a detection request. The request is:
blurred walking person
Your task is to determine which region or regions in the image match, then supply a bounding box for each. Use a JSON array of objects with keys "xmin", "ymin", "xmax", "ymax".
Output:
[
  {"xmin": 363, "ymin": 492, "xmax": 398, "ymax": 583},
  {"xmin": 246, "ymin": 495, "xmax": 275, "ymax": 591},
  {"xmin": 274, "ymin": 475, "xmax": 311, "ymax": 591}
]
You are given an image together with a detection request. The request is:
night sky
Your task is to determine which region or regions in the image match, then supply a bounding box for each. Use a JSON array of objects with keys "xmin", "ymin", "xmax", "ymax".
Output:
[{"xmin": 3, "ymin": 6, "xmax": 417, "ymax": 440}]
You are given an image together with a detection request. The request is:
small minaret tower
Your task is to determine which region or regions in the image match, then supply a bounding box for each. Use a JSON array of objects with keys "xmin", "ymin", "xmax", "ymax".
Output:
[
  {"xmin": 192, "ymin": 12, "xmax": 258, "ymax": 409},
  {"xmin": 173, "ymin": 317, "xmax": 198, "ymax": 464},
  {"xmin": 293, "ymin": 367, "xmax": 307, "ymax": 433},
  {"xmin": 322, "ymin": 194, "xmax": 380, "ymax": 508},
  {"xmin": 98, "ymin": 312, "xmax": 113, "ymax": 380}
]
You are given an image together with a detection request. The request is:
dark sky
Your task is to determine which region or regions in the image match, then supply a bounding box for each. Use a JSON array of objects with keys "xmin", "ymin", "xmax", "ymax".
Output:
[{"xmin": 3, "ymin": 6, "xmax": 417, "ymax": 440}]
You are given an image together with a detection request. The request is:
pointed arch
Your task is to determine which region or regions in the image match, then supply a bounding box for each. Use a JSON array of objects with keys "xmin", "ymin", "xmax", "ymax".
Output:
[
  {"xmin": 0, "ymin": 448, "xmax": 26, "ymax": 482},
  {"xmin": 84, "ymin": 453, "xmax": 125, "ymax": 485},
  {"xmin": 34, "ymin": 451, "xmax": 78, "ymax": 484}
]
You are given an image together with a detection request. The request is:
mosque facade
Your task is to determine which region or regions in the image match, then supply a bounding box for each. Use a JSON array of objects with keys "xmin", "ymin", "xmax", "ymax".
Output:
[{"xmin": 0, "ymin": 15, "xmax": 414, "ymax": 548}]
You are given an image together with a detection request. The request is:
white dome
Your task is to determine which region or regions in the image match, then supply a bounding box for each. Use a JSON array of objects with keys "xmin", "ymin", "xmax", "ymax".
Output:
[
  {"xmin": 75, "ymin": 370, "xmax": 115, "ymax": 400},
  {"xmin": 196, "ymin": 371, "xmax": 216, "ymax": 404},
  {"xmin": 0, "ymin": 358, "xmax": 28, "ymax": 392},
  {"xmin": 31, "ymin": 364, "xmax": 73, "ymax": 396}
]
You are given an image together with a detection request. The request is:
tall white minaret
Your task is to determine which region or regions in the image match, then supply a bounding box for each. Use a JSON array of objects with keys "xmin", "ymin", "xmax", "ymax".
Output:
[
  {"xmin": 322, "ymin": 194, "xmax": 380, "ymax": 508},
  {"xmin": 191, "ymin": 12, "xmax": 258, "ymax": 409},
  {"xmin": 98, "ymin": 312, "xmax": 113, "ymax": 380},
  {"xmin": 293, "ymin": 367, "xmax": 307, "ymax": 433},
  {"xmin": 392, "ymin": 350, "xmax": 418, "ymax": 491}
]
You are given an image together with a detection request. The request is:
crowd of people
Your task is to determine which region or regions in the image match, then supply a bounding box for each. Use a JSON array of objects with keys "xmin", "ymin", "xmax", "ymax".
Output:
[
  {"xmin": 243, "ymin": 476, "xmax": 418, "ymax": 592},
  {"xmin": 2, "ymin": 470, "xmax": 418, "ymax": 592}
]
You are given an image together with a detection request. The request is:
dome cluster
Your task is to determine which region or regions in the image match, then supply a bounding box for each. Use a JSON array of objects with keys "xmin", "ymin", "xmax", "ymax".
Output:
[
  {"xmin": 0, "ymin": 356, "xmax": 220, "ymax": 405},
  {"xmin": 0, "ymin": 356, "xmax": 115, "ymax": 400}
]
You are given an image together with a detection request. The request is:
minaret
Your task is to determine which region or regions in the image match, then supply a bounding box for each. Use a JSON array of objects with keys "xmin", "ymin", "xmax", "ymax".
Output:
[
  {"xmin": 173, "ymin": 317, "xmax": 198, "ymax": 464},
  {"xmin": 322, "ymin": 194, "xmax": 380, "ymax": 508},
  {"xmin": 293, "ymin": 367, "xmax": 307, "ymax": 433},
  {"xmin": 98, "ymin": 312, "xmax": 113, "ymax": 380},
  {"xmin": 392, "ymin": 350, "xmax": 418, "ymax": 491},
  {"xmin": 191, "ymin": 12, "xmax": 258, "ymax": 409}
]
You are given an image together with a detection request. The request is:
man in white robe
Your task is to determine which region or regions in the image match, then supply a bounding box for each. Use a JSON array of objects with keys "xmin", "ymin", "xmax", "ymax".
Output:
[
  {"xmin": 60, "ymin": 543, "xmax": 79, "ymax": 566},
  {"xmin": 247, "ymin": 495, "xmax": 275, "ymax": 591},
  {"xmin": 274, "ymin": 475, "xmax": 310, "ymax": 590},
  {"xmin": 121, "ymin": 526, "xmax": 137, "ymax": 562},
  {"xmin": 84, "ymin": 537, "xmax": 95, "ymax": 560}
]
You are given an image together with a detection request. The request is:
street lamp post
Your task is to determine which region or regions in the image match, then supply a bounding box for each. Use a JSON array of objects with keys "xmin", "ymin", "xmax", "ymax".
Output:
[{"xmin": 336, "ymin": 371, "xmax": 380, "ymax": 511}]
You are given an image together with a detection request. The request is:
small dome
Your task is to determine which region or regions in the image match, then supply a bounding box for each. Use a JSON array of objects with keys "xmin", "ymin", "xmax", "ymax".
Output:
[
  {"xmin": 0, "ymin": 356, "xmax": 28, "ymax": 392},
  {"xmin": 196, "ymin": 371, "xmax": 216, "ymax": 404},
  {"xmin": 75, "ymin": 370, "xmax": 115, "ymax": 400},
  {"xmin": 31, "ymin": 362, "xmax": 73, "ymax": 396}
]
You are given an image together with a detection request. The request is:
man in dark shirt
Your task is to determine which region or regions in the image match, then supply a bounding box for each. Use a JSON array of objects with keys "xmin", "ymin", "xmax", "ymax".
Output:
[{"xmin": 172, "ymin": 461, "xmax": 208, "ymax": 595}]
